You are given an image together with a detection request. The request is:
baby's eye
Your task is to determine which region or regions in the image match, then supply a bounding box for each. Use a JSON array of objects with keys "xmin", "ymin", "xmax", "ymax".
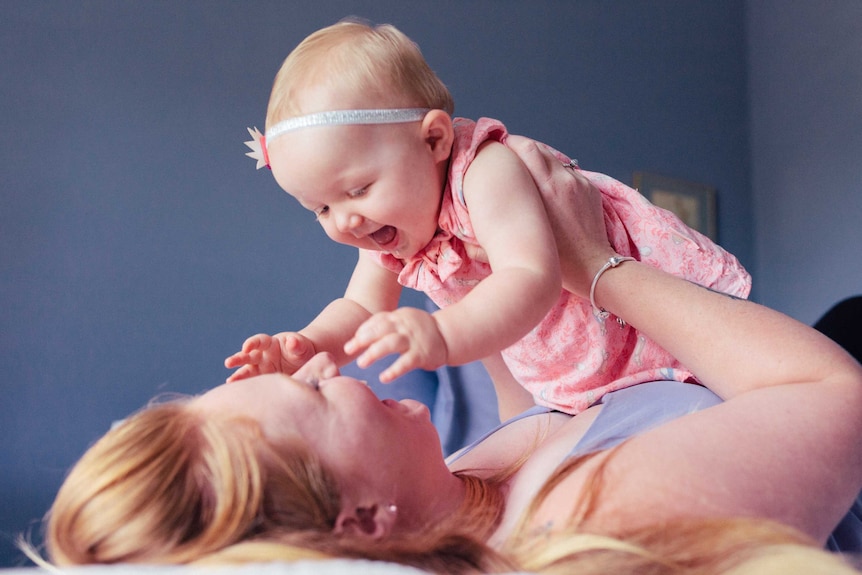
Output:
[
  {"xmin": 314, "ymin": 206, "xmax": 329, "ymax": 220},
  {"xmin": 348, "ymin": 187, "xmax": 368, "ymax": 198}
]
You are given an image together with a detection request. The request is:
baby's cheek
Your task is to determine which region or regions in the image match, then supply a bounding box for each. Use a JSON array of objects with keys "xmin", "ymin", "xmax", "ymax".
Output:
[{"xmin": 322, "ymin": 226, "xmax": 353, "ymax": 246}]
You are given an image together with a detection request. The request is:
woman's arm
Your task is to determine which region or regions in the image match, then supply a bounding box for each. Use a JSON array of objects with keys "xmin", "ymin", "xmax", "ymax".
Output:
[
  {"xmin": 511, "ymin": 136, "xmax": 862, "ymax": 542},
  {"xmin": 600, "ymin": 261, "xmax": 862, "ymax": 400},
  {"xmin": 509, "ymin": 134, "xmax": 862, "ymax": 400}
]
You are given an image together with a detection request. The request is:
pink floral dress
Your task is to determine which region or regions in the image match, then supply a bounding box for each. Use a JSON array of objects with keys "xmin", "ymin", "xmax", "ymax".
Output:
[{"xmin": 368, "ymin": 118, "xmax": 751, "ymax": 414}]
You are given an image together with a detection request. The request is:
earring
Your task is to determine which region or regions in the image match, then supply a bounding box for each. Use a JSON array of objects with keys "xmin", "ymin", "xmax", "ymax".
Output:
[{"xmin": 387, "ymin": 503, "xmax": 397, "ymax": 514}]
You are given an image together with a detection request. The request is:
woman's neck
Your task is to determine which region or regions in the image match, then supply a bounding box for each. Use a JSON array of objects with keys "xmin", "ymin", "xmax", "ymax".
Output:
[{"xmin": 396, "ymin": 470, "xmax": 468, "ymax": 534}]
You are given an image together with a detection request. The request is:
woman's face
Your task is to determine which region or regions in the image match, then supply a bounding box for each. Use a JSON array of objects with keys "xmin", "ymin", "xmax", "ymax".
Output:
[{"xmin": 192, "ymin": 354, "xmax": 442, "ymax": 499}]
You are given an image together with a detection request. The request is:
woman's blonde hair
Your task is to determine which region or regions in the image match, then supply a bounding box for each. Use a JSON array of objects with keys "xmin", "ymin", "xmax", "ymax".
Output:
[
  {"xmin": 38, "ymin": 401, "xmax": 861, "ymax": 574},
  {"xmin": 502, "ymin": 453, "xmax": 862, "ymax": 574},
  {"xmin": 45, "ymin": 401, "xmax": 342, "ymax": 564},
  {"xmin": 266, "ymin": 19, "xmax": 454, "ymax": 129},
  {"xmin": 42, "ymin": 400, "xmax": 512, "ymax": 573}
]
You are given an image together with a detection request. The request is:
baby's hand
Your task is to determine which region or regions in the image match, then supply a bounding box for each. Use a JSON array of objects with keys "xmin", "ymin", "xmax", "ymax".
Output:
[
  {"xmin": 224, "ymin": 332, "xmax": 316, "ymax": 383},
  {"xmin": 344, "ymin": 308, "xmax": 448, "ymax": 383}
]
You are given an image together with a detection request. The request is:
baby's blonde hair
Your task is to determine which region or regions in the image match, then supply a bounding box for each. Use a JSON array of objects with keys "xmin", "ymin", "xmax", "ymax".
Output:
[{"xmin": 266, "ymin": 19, "xmax": 454, "ymax": 129}]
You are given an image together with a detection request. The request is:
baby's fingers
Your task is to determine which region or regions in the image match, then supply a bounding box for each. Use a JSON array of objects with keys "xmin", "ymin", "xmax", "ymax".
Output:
[
  {"xmin": 344, "ymin": 315, "xmax": 393, "ymax": 356},
  {"xmin": 225, "ymin": 334, "xmax": 268, "ymax": 366},
  {"xmin": 225, "ymin": 364, "xmax": 258, "ymax": 383},
  {"xmin": 224, "ymin": 333, "xmax": 272, "ymax": 372},
  {"xmin": 379, "ymin": 351, "xmax": 421, "ymax": 383},
  {"xmin": 241, "ymin": 333, "xmax": 272, "ymax": 352},
  {"xmin": 282, "ymin": 333, "xmax": 311, "ymax": 359},
  {"xmin": 354, "ymin": 332, "xmax": 408, "ymax": 370},
  {"xmin": 224, "ymin": 352, "xmax": 246, "ymax": 369},
  {"xmin": 278, "ymin": 334, "xmax": 316, "ymax": 373}
]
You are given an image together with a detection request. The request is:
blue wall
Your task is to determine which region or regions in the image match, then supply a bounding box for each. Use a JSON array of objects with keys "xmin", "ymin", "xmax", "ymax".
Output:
[
  {"xmin": 1, "ymin": 1, "xmax": 752, "ymax": 565},
  {"xmin": 747, "ymin": 0, "xmax": 862, "ymax": 323}
]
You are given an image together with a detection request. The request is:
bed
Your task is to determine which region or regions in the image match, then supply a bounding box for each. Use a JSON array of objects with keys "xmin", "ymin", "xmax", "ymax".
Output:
[{"xmin": 1, "ymin": 559, "xmax": 461, "ymax": 575}]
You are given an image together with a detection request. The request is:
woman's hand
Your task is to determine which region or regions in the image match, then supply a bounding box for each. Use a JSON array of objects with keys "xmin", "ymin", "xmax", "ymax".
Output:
[
  {"xmin": 509, "ymin": 141, "xmax": 862, "ymax": 544},
  {"xmin": 507, "ymin": 135, "xmax": 615, "ymax": 297}
]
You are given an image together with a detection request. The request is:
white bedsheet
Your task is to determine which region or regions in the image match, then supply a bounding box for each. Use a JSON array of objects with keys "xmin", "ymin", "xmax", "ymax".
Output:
[
  {"xmin": 1, "ymin": 560, "xmax": 531, "ymax": 575},
  {"xmin": 1, "ymin": 560, "xmax": 431, "ymax": 575}
]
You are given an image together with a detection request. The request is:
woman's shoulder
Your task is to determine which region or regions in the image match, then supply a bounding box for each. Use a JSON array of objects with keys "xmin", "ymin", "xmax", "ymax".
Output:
[
  {"xmin": 482, "ymin": 406, "xmax": 602, "ymax": 543},
  {"xmin": 447, "ymin": 407, "xmax": 568, "ymax": 472},
  {"xmin": 449, "ymin": 400, "xmax": 609, "ymax": 476}
]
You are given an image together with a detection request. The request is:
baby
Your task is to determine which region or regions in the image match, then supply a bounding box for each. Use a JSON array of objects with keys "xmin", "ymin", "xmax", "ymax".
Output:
[{"xmin": 227, "ymin": 19, "xmax": 750, "ymax": 414}]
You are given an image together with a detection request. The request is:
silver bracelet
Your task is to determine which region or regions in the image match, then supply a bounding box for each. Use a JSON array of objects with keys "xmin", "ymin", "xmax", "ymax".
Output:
[{"xmin": 589, "ymin": 255, "xmax": 636, "ymax": 324}]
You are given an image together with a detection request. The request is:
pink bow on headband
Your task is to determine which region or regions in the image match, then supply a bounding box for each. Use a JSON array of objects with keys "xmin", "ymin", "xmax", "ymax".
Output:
[{"xmin": 244, "ymin": 127, "xmax": 270, "ymax": 170}]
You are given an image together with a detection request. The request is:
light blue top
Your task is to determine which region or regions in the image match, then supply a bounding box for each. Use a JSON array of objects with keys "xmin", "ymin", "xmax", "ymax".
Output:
[
  {"xmin": 448, "ymin": 380, "xmax": 722, "ymax": 464},
  {"xmin": 448, "ymin": 379, "xmax": 862, "ymax": 553}
]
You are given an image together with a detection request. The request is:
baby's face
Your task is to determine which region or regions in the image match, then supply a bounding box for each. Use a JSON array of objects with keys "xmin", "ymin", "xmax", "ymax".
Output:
[{"xmin": 267, "ymin": 119, "xmax": 444, "ymax": 260}]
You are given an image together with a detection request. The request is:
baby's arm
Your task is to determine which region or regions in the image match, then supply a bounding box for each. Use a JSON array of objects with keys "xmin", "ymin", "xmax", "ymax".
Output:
[
  {"xmin": 346, "ymin": 141, "xmax": 561, "ymax": 380},
  {"xmin": 225, "ymin": 251, "xmax": 402, "ymax": 382},
  {"xmin": 439, "ymin": 141, "xmax": 562, "ymax": 361}
]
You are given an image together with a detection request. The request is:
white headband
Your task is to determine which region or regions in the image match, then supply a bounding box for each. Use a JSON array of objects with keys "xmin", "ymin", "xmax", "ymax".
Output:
[
  {"xmin": 268, "ymin": 108, "xmax": 430, "ymax": 142},
  {"xmin": 245, "ymin": 108, "xmax": 431, "ymax": 169}
]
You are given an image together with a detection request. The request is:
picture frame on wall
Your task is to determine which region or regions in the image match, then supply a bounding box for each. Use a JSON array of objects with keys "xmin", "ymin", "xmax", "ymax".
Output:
[{"xmin": 633, "ymin": 171, "xmax": 718, "ymax": 241}]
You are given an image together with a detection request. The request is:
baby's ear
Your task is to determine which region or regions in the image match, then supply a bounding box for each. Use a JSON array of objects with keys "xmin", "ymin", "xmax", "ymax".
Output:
[
  {"xmin": 422, "ymin": 109, "xmax": 454, "ymax": 162},
  {"xmin": 333, "ymin": 503, "xmax": 397, "ymax": 540}
]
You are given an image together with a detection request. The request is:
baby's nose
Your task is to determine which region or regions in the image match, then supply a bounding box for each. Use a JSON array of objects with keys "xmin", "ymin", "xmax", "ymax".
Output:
[{"xmin": 335, "ymin": 211, "xmax": 364, "ymax": 235}]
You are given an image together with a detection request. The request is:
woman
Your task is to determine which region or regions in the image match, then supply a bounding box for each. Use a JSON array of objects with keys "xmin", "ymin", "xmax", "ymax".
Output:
[{"xmin": 41, "ymin": 140, "xmax": 862, "ymax": 574}]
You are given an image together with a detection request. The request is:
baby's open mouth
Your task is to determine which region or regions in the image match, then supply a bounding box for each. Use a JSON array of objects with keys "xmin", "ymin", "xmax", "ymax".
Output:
[{"xmin": 370, "ymin": 225, "xmax": 397, "ymax": 248}]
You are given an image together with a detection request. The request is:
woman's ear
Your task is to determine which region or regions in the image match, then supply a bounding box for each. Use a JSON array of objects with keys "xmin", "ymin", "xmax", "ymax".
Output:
[
  {"xmin": 421, "ymin": 109, "xmax": 454, "ymax": 163},
  {"xmin": 333, "ymin": 503, "xmax": 397, "ymax": 540}
]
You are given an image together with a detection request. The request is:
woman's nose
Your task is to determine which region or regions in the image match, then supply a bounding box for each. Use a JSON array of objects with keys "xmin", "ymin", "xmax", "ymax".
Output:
[{"xmin": 294, "ymin": 352, "xmax": 340, "ymax": 385}]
